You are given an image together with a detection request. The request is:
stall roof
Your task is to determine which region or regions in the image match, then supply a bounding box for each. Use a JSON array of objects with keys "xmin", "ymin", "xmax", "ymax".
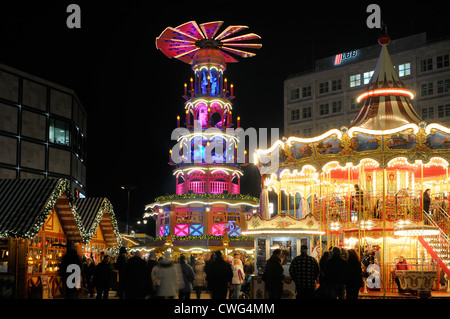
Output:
[
  {"xmin": 0, "ymin": 179, "xmax": 76, "ymax": 239},
  {"xmin": 73, "ymin": 197, "xmax": 122, "ymax": 248}
]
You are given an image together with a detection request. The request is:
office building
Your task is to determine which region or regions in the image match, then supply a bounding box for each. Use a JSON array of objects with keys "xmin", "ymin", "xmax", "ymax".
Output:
[
  {"xmin": 285, "ymin": 33, "xmax": 450, "ymax": 137},
  {"xmin": 0, "ymin": 62, "xmax": 87, "ymax": 197}
]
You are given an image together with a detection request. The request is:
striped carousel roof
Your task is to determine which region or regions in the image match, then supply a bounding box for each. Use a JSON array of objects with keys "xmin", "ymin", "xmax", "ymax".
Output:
[{"xmin": 350, "ymin": 34, "xmax": 422, "ymax": 130}]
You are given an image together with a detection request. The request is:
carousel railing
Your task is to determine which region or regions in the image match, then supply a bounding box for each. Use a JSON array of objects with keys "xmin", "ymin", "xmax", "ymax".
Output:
[{"xmin": 323, "ymin": 189, "xmax": 424, "ymax": 224}]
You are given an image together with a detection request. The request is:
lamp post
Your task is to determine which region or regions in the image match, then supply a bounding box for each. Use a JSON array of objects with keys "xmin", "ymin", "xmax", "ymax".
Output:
[{"xmin": 121, "ymin": 185, "xmax": 137, "ymax": 235}]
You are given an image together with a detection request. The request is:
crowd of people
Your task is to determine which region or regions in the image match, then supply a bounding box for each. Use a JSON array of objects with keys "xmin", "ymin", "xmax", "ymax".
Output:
[
  {"xmin": 262, "ymin": 245, "xmax": 366, "ymax": 299},
  {"xmin": 59, "ymin": 245, "xmax": 253, "ymax": 300}
]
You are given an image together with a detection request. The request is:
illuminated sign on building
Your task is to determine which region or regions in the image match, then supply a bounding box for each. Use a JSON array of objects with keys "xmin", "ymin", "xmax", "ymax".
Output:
[{"xmin": 334, "ymin": 50, "xmax": 358, "ymax": 65}]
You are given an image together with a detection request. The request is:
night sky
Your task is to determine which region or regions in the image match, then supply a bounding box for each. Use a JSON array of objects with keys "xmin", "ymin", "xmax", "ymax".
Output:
[{"xmin": 0, "ymin": 1, "xmax": 448, "ymax": 235}]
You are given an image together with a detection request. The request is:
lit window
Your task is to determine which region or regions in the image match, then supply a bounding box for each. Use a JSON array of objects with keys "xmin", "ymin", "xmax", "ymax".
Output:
[
  {"xmin": 49, "ymin": 118, "xmax": 71, "ymax": 146},
  {"xmin": 398, "ymin": 63, "xmax": 411, "ymax": 77},
  {"xmin": 350, "ymin": 74, "xmax": 361, "ymax": 87},
  {"xmin": 363, "ymin": 71, "xmax": 374, "ymax": 84}
]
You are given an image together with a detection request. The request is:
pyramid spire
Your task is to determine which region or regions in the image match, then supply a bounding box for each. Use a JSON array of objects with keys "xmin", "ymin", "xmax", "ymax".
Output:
[{"xmin": 350, "ymin": 34, "xmax": 422, "ymax": 130}]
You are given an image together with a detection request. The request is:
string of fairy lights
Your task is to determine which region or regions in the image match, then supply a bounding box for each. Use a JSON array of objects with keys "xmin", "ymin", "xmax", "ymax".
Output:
[{"xmin": 0, "ymin": 179, "xmax": 122, "ymax": 250}]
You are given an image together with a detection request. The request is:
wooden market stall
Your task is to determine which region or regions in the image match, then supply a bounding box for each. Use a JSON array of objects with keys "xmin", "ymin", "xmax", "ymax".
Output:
[{"xmin": 0, "ymin": 179, "xmax": 121, "ymax": 299}]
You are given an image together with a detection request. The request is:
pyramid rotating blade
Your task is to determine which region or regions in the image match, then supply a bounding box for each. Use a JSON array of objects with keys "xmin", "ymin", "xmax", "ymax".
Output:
[
  {"xmin": 220, "ymin": 42, "xmax": 262, "ymax": 49},
  {"xmin": 157, "ymin": 26, "xmax": 199, "ymax": 42},
  {"xmin": 220, "ymin": 33, "xmax": 261, "ymax": 43},
  {"xmin": 156, "ymin": 37, "xmax": 197, "ymax": 58},
  {"xmin": 221, "ymin": 46, "xmax": 256, "ymax": 58},
  {"xmin": 175, "ymin": 21, "xmax": 205, "ymax": 39},
  {"xmin": 215, "ymin": 25, "xmax": 248, "ymax": 41},
  {"xmin": 218, "ymin": 50, "xmax": 239, "ymax": 63},
  {"xmin": 199, "ymin": 21, "xmax": 224, "ymax": 39}
]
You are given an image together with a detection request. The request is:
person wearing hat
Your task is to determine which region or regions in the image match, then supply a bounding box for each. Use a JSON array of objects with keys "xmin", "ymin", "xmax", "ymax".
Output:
[{"xmin": 289, "ymin": 245, "xmax": 319, "ymax": 299}]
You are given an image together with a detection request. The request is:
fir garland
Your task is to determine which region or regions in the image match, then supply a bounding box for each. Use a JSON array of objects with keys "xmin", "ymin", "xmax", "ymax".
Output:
[
  {"xmin": 151, "ymin": 234, "xmax": 253, "ymax": 242},
  {"xmin": 154, "ymin": 193, "xmax": 259, "ymax": 203}
]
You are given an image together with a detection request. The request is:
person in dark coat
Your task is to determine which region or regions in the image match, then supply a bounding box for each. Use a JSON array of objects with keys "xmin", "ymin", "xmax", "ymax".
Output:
[
  {"xmin": 205, "ymin": 251, "xmax": 233, "ymax": 299},
  {"xmin": 346, "ymin": 249, "xmax": 363, "ymax": 299},
  {"xmin": 114, "ymin": 247, "xmax": 128, "ymax": 299},
  {"xmin": 93, "ymin": 255, "xmax": 112, "ymax": 299},
  {"xmin": 147, "ymin": 251, "xmax": 158, "ymax": 298},
  {"xmin": 178, "ymin": 255, "xmax": 195, "ymax": 299},
  {"xmin": 82, "ymin": 257, "xmax": 96, "ymax": 297},
  {"xmin": 124, "ymin": 250, "xmax": 150, "ymax": 299},
  {"xmin": 59, "ymin": 243, "xmax": 82, "ymax": 299},
  {"xmin": 263, "ymin": 249, "xmax": 285, "ymax": 299},
  {"xmin": 324, "ymin": 247, "xmax": 349, "ymax": 299}
]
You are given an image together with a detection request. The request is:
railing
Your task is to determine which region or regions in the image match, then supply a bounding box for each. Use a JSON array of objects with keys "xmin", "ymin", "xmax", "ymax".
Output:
[{"xmin": 320, "ymin": 190, "xmax": 424, "ymax": 224}]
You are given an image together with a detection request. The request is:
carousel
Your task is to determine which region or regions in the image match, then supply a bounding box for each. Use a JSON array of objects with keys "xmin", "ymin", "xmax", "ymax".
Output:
[{"xmin": 254, "ymin": 34, "xmax": 450, "ymax": 297}]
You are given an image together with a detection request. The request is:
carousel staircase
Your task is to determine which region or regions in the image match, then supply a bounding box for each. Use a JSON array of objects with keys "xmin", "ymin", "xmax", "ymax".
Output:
[{"xmin": 418, "ymin": 209, "xmax": 450, "ymax": 278}]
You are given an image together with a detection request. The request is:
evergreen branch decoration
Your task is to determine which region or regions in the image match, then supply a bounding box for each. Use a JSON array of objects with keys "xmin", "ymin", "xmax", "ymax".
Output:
[{"xmin": 154, "ymin": 193, "xmax": 259, "ymax": 203}]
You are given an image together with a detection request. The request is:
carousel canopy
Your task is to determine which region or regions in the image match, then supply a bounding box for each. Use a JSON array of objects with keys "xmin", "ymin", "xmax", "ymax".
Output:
[{"xmin": 350, "ymin": 34, "xmax": 422, "ymax": 130}]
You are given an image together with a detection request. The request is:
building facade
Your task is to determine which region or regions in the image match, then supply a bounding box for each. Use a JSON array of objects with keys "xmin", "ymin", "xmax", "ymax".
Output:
[
  {"xmin": 285, "ymin": 33, "xmax": 450, "ymax": 137},
  {"xmin": 0, "ymin": 62, "xmax": 87, "ymax": 197}
]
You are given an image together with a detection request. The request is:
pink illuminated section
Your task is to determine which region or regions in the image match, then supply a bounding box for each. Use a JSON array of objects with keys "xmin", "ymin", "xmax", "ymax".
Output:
[
  {"xmin": 211, "ymin": 223, "xmax": 226, "ymax": 236},
  {"xmin": 174, "ymin": 224, "xmax": 189, "ymax": 236}
]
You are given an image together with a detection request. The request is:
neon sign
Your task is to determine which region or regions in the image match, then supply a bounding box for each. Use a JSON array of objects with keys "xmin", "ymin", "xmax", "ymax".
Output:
[{"xmin": 334, "ymin": 50, "xmax": 358, "ymax": 65}]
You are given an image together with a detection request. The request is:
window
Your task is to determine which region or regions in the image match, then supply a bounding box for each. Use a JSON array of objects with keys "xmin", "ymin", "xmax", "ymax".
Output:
[
  {"xmin": 437, "ymin": 54, "xmax": 449, "ymax": 69},
  {"xmin": 290, "ymin": 88, "xmax": 300, "ymax": 100},
  {"xmin": 350, "ymin": 98, "xmax": 359, "ymax": 110},
  {"xmin": 319, "ymin": 82, "xmax": 329, "ymax": 94},
  {"xmin": 398, "ymin": 63, "xmax": 411, "ymax": 77},
  {"xmin": 302, "ymin": 86, "xmax": 311, "ymax": 98},
  {"xmin": 332, "ymin": 101, "xmax": 342, "ymax": 113},
  {"xmin": 363, "ymin": 71, "xmax": 374, "ymax": 84},
  {"xmin": 421, "ymin": 82, "xmax": 434, "ymax": 97},
  {"xmin": 303, "ymin": 106, "xmax": 311, "ymax": 119},
  {"xmin": 437, "ymin": 79, "xmax": 450, "ymax": 94},
  {"xmin": 49, "ymin": 118, "xmax": 71, "ymax": 146},
  {"xmin": 303, "ymin": 127, "xmax": 312, "ymax": 137},
  {"xmin": 319, "ymin": 103, "xmax": 329, "ymax": 116},
  {"xmin": 332, "ymin": 79, "xmax": 342, "ymax": 91},
  {"xmin": 421, "ymin": 107, "xmax": 434, "ymax": 120},
  {"xmin": 290, "ymin": 109, "xmax": 300, "ymax": 121},
  {"xmin": 420, "ymin": 58, "xmax": 433, "ymax": 72},
  {"xmin": 350, "ymin": 74, "xmax": 361, "ymax": 87},
  {"xmin": 438, "ymin": 104, "xmax": 450, "ymax": 118},
  {"xmin": 319, "ymin": 123, "xmax": 330, "ymax": 132}
]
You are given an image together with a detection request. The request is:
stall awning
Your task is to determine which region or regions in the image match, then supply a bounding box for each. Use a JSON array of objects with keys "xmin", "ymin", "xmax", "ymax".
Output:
[
  {"xmin": 73, "ymin": 197, "xmax": 121, "ymax": 248},
  {"xmin": 0, "ymin": 179, "xmax": 72, "ymax": 239}
]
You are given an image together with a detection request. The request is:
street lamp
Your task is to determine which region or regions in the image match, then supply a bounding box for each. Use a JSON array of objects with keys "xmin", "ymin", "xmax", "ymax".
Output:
[{"xmin": 121, "ymin": 185, "xmax": 137, "ymax": 234}]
